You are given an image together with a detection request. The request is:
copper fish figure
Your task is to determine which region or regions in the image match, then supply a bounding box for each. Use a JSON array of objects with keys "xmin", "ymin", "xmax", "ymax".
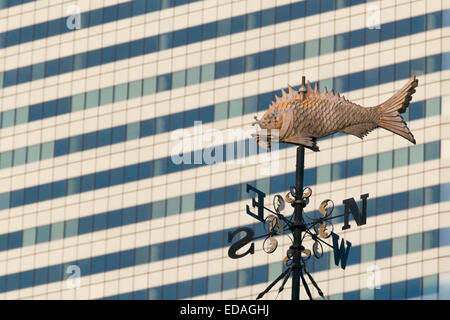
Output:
[{"xmin": 252, "ymin": 76, "xmax": 418, "ymax": 151}]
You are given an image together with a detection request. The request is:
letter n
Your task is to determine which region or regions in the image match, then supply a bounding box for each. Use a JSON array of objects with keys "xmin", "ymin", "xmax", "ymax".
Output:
[{"xmin": 342, "ymin": 193, "xmax": 369, "ymax": 230}]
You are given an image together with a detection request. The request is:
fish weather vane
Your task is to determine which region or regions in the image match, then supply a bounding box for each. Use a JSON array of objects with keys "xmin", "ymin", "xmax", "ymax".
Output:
[{"xmin": 228, "ymin": 75, "xmax": 418, "ymax": 300}]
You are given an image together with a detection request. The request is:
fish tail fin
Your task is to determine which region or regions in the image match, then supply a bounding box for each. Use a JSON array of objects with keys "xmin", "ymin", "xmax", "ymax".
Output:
[{"xmin": 377, "ymin": 76, "xmax": 418, "ymax": 144}]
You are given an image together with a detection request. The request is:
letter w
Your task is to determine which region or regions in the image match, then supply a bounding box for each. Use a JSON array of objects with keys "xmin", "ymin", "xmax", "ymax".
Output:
[{"xmin": 331, "ymin": 233, "xmax": 352, "ymax": 270}]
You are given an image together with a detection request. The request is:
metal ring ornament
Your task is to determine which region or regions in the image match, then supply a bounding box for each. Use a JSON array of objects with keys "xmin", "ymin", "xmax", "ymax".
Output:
[
  {"xmin": 301, "ymin": 248, "xmax": 311, "ymax": 262},
  {"xmin": 273, "ymin": 195, "xmax": 285, "ymax": 213},
  {"xmin": 285, "ymin": 192, "xmax": 295, "ymax": 203},
  {"xmin": 263, "ymin": 236, "xmax": 278, "ymax": 254},
  {"xmin": 312, "ymin": 241, "xmax": 323, "ymax": 258},
  {"xmin": 302, "ymin": 187, "xmax": 312, "ymax": 199},
  {"xmin": 314, "ymin": 220, "xmax": 334, "ymax": 239},
  {"xmin": 289, "ymin": 186, "xmax": 298, "ymax": 198},
  {"xmin": 318, "ymin": 199, "xmax": 334, "ymax": 218},
  {"xmin": 264, "ymin": 215, "xmax": 284, "ymax": 235}
]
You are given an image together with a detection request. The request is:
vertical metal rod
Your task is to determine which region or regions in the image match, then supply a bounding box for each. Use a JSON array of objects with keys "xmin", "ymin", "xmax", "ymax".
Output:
[{"xmin": 291, "ymin": 145, "xmax": 305, "ymax": 300}]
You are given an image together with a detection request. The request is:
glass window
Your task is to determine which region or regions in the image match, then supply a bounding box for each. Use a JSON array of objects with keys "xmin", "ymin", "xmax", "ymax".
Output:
[
  {"xmin": 201, "ymin": 63, "xmax": 215, "ymax": 83},
  {"xmin": 31, "ymin": 62, "xmax": 45, "ymax": 81},
  {"xmin": 332, "ymin": 162, "xmax": 345, "ymax": 181},
  {"xmin": 181, "ymin": 194, "xmax": 195, "ymax": 213},
  {"xmin": 171, "ymin": 70, "xmax": 185, "ymax": 89},
  {"xmin": 120, "ymin": 249, "xmax": 134, "ymax": 268},
  {"xmin": 260, "ymin": 50, "xmax": 274, "ymax": 69},
  {"xmin": 187, "ymin": 25, "xmax": 201, "ymax": 44},
  {"xmin": 381, "ymin": 21, "xmax": 395, "ymax": 41},
  {"xmin": 144, "ymin": 36, "xmax": 158, "ymax": 54},
  {"xmin": 214, "ymin": 102, "xmax": 228, "ymax": 121},
  {"xmin": 152, "ymin": 200, "xmax": 166, "ymax": 219},
  {"xmin": 116, "ymin": 42, "xmax": 129, "ymax": 61},
  {"xmin": 143, "ymin": 77, "xmax": 156, "ymax": 95},
  {"xmin": 110, "ymin": 167, "xmax": 123, "ymax": 186},
  {"xmin": 375, "ymin": 239, "xmax": 392, "ymax": 260},
  {"xmin": 17, "ymin": 66, "xmax": 31, "ymax": 84},
  {"xmin": 14, "ymin": 106, "xmax": 28, "ymax": 125},
  {"xmin": 102, "ymin": 46, "xmax": 115, "ymax": 64},
  {"xmin": 394, "ymin": 147, "xmax": 408, "ymax": 168},
  {"xmin": 275, "ymin": 46, "xmax": 289, "ymax": 66},
  {"xmin": 350, "ymin": 29, "xmax": 364, "ymax": 48},
  {"xmin": 130, "ymin": 39, "xmax": 144, "ymax": 58},
  {"xmin": 349, "ymin": 71, "xmax": 363, "ymax": 91},
  {"xmin": 229, "ymin": 99, "xmax": 243, "ymax": 118},
  {"xmin": 361, "ymin": 243, "xmax": 375, "ymax": 263},
  {"xmin": 202, "ymin": 22, "xmax": 216, "ymax": 40},
  {"xmin": 81, "ymin": 173, "xmax": 95, "ymax": 192},
  {"xmin": 306, "ymin": 0, "xmax": 320, "ymax": 15},
  {"xmin": 426, "ymin": 55, "xmax": 441, "ymax": 73},
  {"xmin": 378, "ymin": 151, "xmax": 392, "ymax": 171},
  {"xmin": 69, "ymin": 136, "xmax": 83, "ymax": 154},
  {"xmin": 186, "ymin": 67, "xmax": 200, "ymax": 86},
  {"xmin": 396, "ymin": 19, "xmax": 410, "ymax": 38},
  {"xmin": 425, "ymin": 97, "xmax": 440, "ymax": 118},
  {"xmin": 64, "ymin": 219, "xmax": 78, "ymax": 237},
  {"xmin": 305, "ymin": 39, "xmax": 319, "ymax": 58},
  {"xmin": 100, "ymin": 87, "xmax": 114, "ymax": 105},
  {"xmin": 103, "ymin": 5, "xmax": 117, "ymax": 23},
  {"xmin": 118, "ymin": 1, "xmax": 132, "ymax": 19},
  {"xmin": 223, "ymin": 271, "xmax": 237, "ymax": 291},
  {"xmin": 217, "ymin": 18, "xmax": 231, "ymax": 37},
  {"xmin": 365, "ymin": 68, "xmax": 379, "ymax": 87},
  {"xmin": 85, "ymin": 90, "xmax": 99, "ymax": 109},
  {"xmin": 391, "ymin": 281, "xmax": 406, "ymax": 300},
  {"xmin": 1, "ymin": 109, "xmax": 15, "ymax": 128},
  {"xmin": 423, "ymin": 275, "xmax": 438, "ymax": 298},
  {"xmin": 396, "ymin": 61, "xmax": 410, "ymax": 80},
  {"xmin": 164, "ymin": 240, "xmax": 178, "ymax": 259},
  {"xmin": 36, "ymin": 225, "xmax": 50, "ymax": 244},
  {"xmin": 72, "ymin": 93, "xmax": 85, "ymax": 112},
  {"xmin": 38, "ymin": 183, "xmax": 52, "ymax": 202},
  {"xmin": 126, "ymin": 122, "xmax": 140, "ymax": 141},
  {"xmin": 316, "ymin": 164, "xmax": 331, "ymax": 184},
  {"xmin": 230, "ymin": 57, "xmax": 244, "ymax": 76},
  {"xmin": 347, "ymin": 158, "xmax": 362, "ymax": 177},
  {"xmin": 320, "ymin": 36, "xmax": 334, "ymax": 55},
  {"xmin": 87, "ymin": 49, "xmax": 101, "ymax": 68},
  {"xmin": 159, "ymin": 33, "xmax": 172, "ymax": 50},
  {"xmin": 426, "ymin": 12, "xmax": 441, "ymax": 31},
  {"xmin": 231, "ymin": 15, "xmax": 245, "ymax": 33},
  {"xmin": 411, "ymin": 57, "xmax": 425, "ymax": 76},
  {"xmin": 54, "ymin": 139, "xmax": 69, "ymax": 157},
  {"xmin": 409, "ymin": 101, "xmax": 424, "ymax": 121},
  {"xmin": 0, "ymin": 151, "xmax": 13, "ymax": 169},
  {"xmin": 423, "ymin": 230, "xmax": 438, "ymax": 250},
  {"xmin": 22, "ymin": 229, "xmax": 35, "ymax": 247},
  {"xmin": 95, "ymin": 171, "xmax": 109, "ymax": 189},
  {"xmin": 207, "ymin": 274, "xmax": 221, "ymax": 294},
  {"xmin": 408, "ymin": 233, "xmax": 422, "ymax": 253},
  {"xmin": 408, "ymin": 188, "xmax": 423, "ymax": 209},
  {"xmin": 424, "ymin": 185, "xmax": 439, "ymax": 205},
  {"xmin": 0, "ymin": 192, "xmax": 10, "ymax": 210},
  {"xmin": 363, "ymin": 154, "xmax": 377, "ymax": 174},
  {"xmin": 13, "ymin": 147, "xmax": 27, "ymax": 166},
  {"xmin": 409, "ymin": 144, "xmax": 424, "ymax": 164},
  {"xmin": 129, "ymin": 80, "xmax": 142, "ymax": 99},
  {"xmin": 195, "ymin": 191, "xmax": 210, "ymax": 210},
  {"xmin": 114, "ymin": 83, "xmax": 128, "ymax": 102},
  {"xmin": 245, "ymin": 53, "xmax": 259, "ymax": 72},
  {"xmin": 73, "ymin": 53, "xmax": 87, "ymax": 71},
  {"xmin": 157, "ymin": 74, "xmax": 171, "ymax": 92},
  {"xmin": 83, "ymin": 132, "xmax": 97, "ymax": 150}
]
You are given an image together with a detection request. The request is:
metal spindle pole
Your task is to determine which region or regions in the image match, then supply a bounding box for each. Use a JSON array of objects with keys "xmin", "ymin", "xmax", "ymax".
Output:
[{"xmin": 291, "ymin": 145, "xmax": 305, "ymax": 300}]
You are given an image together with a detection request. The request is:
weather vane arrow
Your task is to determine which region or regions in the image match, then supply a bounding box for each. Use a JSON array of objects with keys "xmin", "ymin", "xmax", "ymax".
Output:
[{"xmin": 228, "ymin": 74, "xmax": 419, "ymax": 300}]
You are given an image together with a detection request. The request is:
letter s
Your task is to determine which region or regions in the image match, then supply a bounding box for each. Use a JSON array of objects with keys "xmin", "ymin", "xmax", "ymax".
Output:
[{"xmin": 228, "ymin": 227, "xmax": 254, "ymax": 259}]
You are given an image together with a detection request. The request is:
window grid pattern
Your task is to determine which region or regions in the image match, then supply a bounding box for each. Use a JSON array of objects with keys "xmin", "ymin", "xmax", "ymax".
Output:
[
  {"xmin": 0, "ymin": 10, "xmax": 445, "ymax": 89},
  {"xmin": 0, "ymin": 139, "xmax": 441, "ymax": 211},
  {"xmin": 0, "ymin": 97, "xmax": 440, "ymax": 170},
  {"xmin": 0, "ymin": 223, "xmax": 445, "ymax": 295}
]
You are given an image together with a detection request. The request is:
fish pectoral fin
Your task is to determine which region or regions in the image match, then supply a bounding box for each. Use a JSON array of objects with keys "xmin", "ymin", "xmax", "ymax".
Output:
[
  {"xmin": 340, "ymin": 123, "xmax": 377, "ymax": 139},
  {"xmin": 283, "ymin": 135, "xmax": 319, "ymax": 152}
]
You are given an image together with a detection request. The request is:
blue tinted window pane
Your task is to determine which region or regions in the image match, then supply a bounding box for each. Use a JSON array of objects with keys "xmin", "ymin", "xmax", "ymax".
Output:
[
  {"xmin": 103, "ymin": 5, "xmax": 117, "ymax": 23},
  {"xmin": 232, "ymin": 15, "xmax": 245, "ymax": 33},
  {"xmin": 306, "ymin": 0, "xmax": 320, "ymax": 15},
  {"xmin": 83, "ymin": 132, "xmax": 97, "ymax": 150},
  {"xmin": 95, "ymin": 171, "xmax": 109, "ymax": 189},
  {"xmin": 110, "ymin": 167, "xmax": 123, "ymax": 186},
  {"xmin": 260, "ymin": 50, "xmax": 274, "ymax": 69},
  {"xmin": 202, "ymin": 22, "xmax": 216, "ymax": 40},
  {"xmin": 396, "ymin": 61, "xmax": 410, "ymax": 80},
  {"xmin": 157, "ymin": 74, "xmax": 171, "ymax": 92},
  {"xmin": 349, "ymin": 71, "xmax": 363, "ymax": 91},
  {"xmin": 275, "ymin": 46, "xmax": 289, "ymax": 65},
  {"xmin": 391, "ymin": 281, "xmax": 406, "ymax": 300},
  {"xmin": 365, "ymin": 69, "xmax": 379, "ymax": 87},
  {"xmin": 215, "ymin": 60, "xmax": 229, "ymax": 79},
  {"xmin": 376, "ymin": 239, "xmax": 392, "ymax": 260},
  {"xmin": 217, "ymin": 19, "xmax": 231, "ymax": 37},
  {"xmin": 73, "ymin": 53, "xmax": 87, "ymax": 71},
  {"xmin": 381, "ymin": 21, "xmax": 395, "ymax": 41},
  {"xmin": 426, "ymin": 55, "xmax": 441, "ymax": 73},
  {"xmin": 145, "ymin": 36, "xmax": 158, "ymax": 54},
  {"xmin": 94, "ymin": 213, "xmax": 107, "ymax": 232},
  {"xmin": 350, "ymin": 29, "xmax": 364, "ymax": 48},
  {"xmin": 173, "ymin": 29, "xmax": 187, "ymax": 47},
  {"xmin": 396, "ymin": 19, "xmax": 410, "ymax": 38}
]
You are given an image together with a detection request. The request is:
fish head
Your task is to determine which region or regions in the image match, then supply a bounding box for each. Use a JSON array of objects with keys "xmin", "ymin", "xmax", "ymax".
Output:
[{"xmin": 259, "ymin": 110, "xmax": 283, "ymax": 130}]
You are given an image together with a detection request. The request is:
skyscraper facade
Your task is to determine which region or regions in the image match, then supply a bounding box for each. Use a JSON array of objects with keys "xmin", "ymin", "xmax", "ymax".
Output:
[{"xmin": 0, "ymin": 0, "xmax": 448, "ymax": 300}]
